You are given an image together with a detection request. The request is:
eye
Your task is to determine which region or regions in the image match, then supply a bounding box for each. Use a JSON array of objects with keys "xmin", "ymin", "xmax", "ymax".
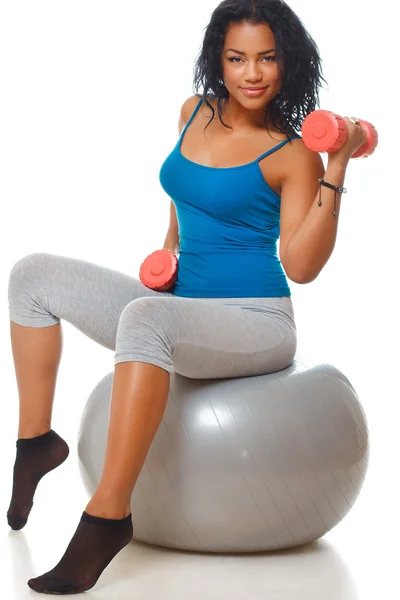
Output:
[{"xmin": 228, "ymin": 56, "xmax": 276, "ymax": 63}]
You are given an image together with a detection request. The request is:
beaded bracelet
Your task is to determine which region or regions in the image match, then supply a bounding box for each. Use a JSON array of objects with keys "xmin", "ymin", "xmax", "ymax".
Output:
[{"xmin": 318, "ymin": 178, "xmax": 347, "ymax": 216}]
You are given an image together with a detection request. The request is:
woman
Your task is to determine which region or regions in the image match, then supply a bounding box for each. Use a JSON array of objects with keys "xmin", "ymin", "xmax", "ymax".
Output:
[{"xmin": 7, "ymin": 0, "xmax": 366, "ymax": 594}]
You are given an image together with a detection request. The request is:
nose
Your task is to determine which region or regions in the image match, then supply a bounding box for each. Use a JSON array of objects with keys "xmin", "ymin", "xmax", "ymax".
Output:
[{"xmin": 245, "ymin": 63, "xmax": 263, "ymax": 83}]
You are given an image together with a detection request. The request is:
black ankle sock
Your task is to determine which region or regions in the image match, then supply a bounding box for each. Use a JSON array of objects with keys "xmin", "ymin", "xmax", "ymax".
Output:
[
  {"xmin": 27, "ymin": 511, "xmax": 133, "ymax": 594},
  {"xmin": 7, "ymin": 429, "xmax": 69, "ymax": 530}
]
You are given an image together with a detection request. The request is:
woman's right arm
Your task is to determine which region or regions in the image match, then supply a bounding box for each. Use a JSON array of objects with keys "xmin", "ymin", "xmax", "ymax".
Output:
[{"xmin": 163, "ymin": 201, "xmax": 180, "ymax": 254}]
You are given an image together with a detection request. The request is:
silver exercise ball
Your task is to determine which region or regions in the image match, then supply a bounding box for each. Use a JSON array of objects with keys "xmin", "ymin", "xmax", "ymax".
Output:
[{"xmin": 77, "ymin": 353, "xmax": 369, "ymax": 553}]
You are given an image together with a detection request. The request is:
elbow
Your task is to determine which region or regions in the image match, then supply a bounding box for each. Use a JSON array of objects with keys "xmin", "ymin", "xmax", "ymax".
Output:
[
  {"xmin": 288, "ymin": 273, "xmax": 308, "ymax": 284},
  {"xmin": 281, "ymin": 252, "xmax": 321, "ymax": 284},
  {"xmin": 285, "ymin": 266, "xmax": 319, "ymax": 285},
  {"xmin": 291, "ymin": 274, "xmax": 317, "ymax": 284}
]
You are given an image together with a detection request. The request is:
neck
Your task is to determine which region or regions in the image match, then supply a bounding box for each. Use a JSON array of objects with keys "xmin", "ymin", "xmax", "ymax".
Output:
[{"xmin": 220, "ymin": 97, "xmax": 278, "ymax": 133}]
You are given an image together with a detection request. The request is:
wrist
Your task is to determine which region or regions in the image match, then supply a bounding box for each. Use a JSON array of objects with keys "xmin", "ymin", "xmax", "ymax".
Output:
[{"xmin": 327, "ymin": 153, "xmax": 349, "ymax": 171}]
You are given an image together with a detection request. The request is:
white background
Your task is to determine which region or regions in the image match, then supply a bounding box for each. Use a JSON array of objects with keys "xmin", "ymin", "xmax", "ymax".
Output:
[{"xmin": 0, "ymin": 1, "xmax": 397, "ymax": 598}]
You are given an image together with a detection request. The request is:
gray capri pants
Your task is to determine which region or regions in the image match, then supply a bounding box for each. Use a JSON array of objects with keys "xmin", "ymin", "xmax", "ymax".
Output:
[{"xmin": 7, "ymin": 253, "xmax": 297, "ymax": 379}]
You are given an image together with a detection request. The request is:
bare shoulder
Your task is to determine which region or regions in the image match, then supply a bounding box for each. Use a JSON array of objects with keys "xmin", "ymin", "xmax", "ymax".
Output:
[
  {"xmin": 179, "ymin": 94, "xmax": 203, "ymax": 127},
  {"xmin": 280, "ymin": 135, "xmax": 324, "ymax": 183}
]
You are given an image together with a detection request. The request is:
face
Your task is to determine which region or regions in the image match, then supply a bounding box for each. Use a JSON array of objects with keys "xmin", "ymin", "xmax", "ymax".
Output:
[{"xmin": 221, "ymin": 21, "xmax": 283, "ymax": 110}]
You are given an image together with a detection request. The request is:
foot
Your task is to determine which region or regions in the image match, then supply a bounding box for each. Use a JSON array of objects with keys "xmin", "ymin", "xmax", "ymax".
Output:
[
  {"xmin": 27, "ymin": 509, "xmax": 133, "ymax": 594},
  {"xmin": 7, "ymin": 429, "xmax": 69, "ymax": 530}
]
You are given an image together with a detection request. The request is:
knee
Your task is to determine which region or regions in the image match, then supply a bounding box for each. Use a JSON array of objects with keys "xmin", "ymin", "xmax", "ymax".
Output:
[
  {"xmin": 8, "ymin": 253, "xmax": 51, "ymax": 295},
  {"xmin": 118, "ymin": 297, "xmax": 172, "ymax": 335},
  {"xmin": 9, "ymin": 253, "xmax": 49, "ymax": 281}
]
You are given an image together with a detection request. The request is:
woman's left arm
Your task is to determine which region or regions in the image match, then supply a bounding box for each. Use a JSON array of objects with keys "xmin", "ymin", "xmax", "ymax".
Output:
[{"xmin": 279, "ymin": 143, "xmax": 348, "ymax": 284}]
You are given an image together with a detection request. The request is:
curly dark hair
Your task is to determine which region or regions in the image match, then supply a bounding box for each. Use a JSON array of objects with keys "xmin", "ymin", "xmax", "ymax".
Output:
[{"xmin": 192, "ymin": 0, "xmax": 328, "ymax": 140}]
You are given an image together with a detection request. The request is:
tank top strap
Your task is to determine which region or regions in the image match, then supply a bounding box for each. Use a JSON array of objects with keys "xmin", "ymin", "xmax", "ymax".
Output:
[
  {"xmin": 180, "ymin": 96, "xmax": 203, "ymax": 138},
  {"xmin": 256, "ymin": 135, "xmax": 301, "ymax": 162}
]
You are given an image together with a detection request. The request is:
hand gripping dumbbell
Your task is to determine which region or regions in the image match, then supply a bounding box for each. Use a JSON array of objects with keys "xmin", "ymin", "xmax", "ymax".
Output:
[
  {"xmin": 302, "ymin": 110, "xmax": 378, "ymax": 158},
  {"xmin": 139, "ymin": 249, "xmax": 178, "ymax": 291}
]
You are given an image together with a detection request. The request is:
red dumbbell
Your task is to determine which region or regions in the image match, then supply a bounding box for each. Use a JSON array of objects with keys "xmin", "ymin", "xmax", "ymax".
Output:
[
  {"xmin": 139, "ymin": 249, "xmax": 178, "ymax": 291},
  {"xmin": 302, "ymin": 110, "xmax": 378, "ymax": 158}
]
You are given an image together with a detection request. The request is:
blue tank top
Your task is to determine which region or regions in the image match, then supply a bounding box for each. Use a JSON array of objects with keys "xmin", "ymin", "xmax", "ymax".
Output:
[{"xmin": 159, "ymin": 96, "xmax": 301, "ymax": 298}]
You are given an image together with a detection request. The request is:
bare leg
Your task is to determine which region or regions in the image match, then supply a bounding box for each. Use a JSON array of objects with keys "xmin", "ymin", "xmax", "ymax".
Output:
[
  {"xmin": 10, "ymin": 321, "xmax": 62, "ymax": 438},
  {"xmin": 9, "ymin": 319, "xmax": 171, "ymax": 521},
  {"xmin": 8, "ymin": 321, "xmax": 69, "ymax": 530},
  {"xmin": 10, "ymin": 320, "xmax": 170, "ymax": 482},
  {"xmin": 85, "ymin": 361, "xmax": 171, "ymax": 518}
]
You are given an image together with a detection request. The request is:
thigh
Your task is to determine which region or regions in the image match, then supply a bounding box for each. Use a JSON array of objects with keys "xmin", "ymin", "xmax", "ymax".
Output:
[
  {"xmin": 117, "ymin": 295, "xmax": 297, "ymax": 379},
  {"xmin": 8, "ymin": 252, "xmax": 173, "ymax": 350}
]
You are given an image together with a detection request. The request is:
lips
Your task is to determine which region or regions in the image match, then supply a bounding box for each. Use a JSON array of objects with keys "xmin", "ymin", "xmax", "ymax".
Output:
[{"xmin": 240, "ymin": 86, "xmax": 268, "ymax": 97}]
